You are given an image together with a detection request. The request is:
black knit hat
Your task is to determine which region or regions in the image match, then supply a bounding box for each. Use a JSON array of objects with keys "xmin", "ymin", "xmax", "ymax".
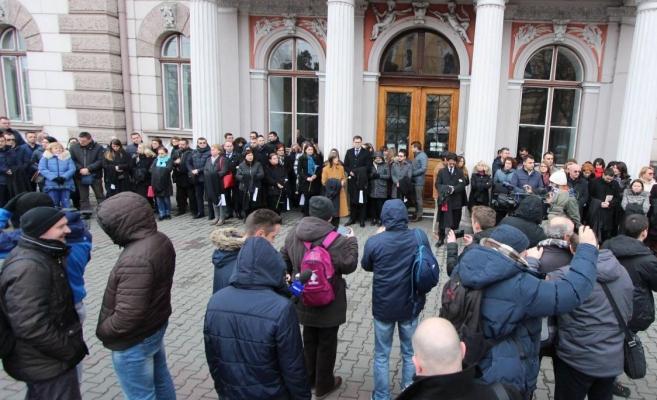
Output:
[
  {"xmin": 5, "ymin": 192, "xmax": 54, "ymax": 227},
  {"xmin": 309, "ymin": 196, "xmax": 334, "ymax": 221},
  {"xmin": 20, "ymin": 207, "xmax": 66, "ymax": 238}
]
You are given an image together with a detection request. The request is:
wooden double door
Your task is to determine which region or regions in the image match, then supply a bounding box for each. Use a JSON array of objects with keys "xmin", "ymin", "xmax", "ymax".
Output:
[{"xmin": 376, "ymin": 86, "xmax": 459, "ymax": 203}]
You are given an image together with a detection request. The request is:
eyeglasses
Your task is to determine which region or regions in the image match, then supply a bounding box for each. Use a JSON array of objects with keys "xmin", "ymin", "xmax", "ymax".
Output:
[{"xmin": 6, "ymin": 139, "xmax": 14, "ymax": 141}]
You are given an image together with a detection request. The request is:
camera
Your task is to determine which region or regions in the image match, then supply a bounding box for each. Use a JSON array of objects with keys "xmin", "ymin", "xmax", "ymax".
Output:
[{"xmin": 453, "ymin": 229, "xmax": 465, "ymax": 239}]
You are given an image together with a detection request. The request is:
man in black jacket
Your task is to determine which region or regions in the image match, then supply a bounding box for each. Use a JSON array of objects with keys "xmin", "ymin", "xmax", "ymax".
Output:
[
  {"xmin": 435, "ymin": 153, "xmax": 466, "ymax": 245},
  {"xmin": 567, "ymin": 162, "xmax": 589, "ymax": 223},
  {"xmin": 69, "ymin": 131, "xmax": 105, "ymax": 211},
  {"xmin": 396, "ymin": 318, "xmax": 521, "ymax": 400},
  {"xmin": 0, "ymin": 207, "xmax": 87, "ymax": 399},
  {"xmin": 186, "ymin": 137, "xmax": 211, "ymax": 219},
  {"xmin": 344, "ymin": 135, "xmax": 371, "ymax": 227},
  {"xmin": 172, "ymin": 138, "xmax": 196, "ymax": 216},
  {"xmin": 223, "ymin": 140, "xmax": 241, "ymax": 219}
]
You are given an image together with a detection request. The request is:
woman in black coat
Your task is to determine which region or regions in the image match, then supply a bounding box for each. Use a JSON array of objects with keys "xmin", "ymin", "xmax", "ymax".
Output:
[
  {"xmin": 149, "ymin": 147, "xmax": 174, "ymax": 220},
  {"xmin": 297, "ymin": 143, "xmax": 323, "ymax": 216},
  {"xmin": 468, "ymin": 161, "xmax": 493, "ymax": 210},
  {"xmin": 204, "ymin": 144, "xmax": 228, "ymax": 225},
  {"xmin": 264, "ymin": 152, "xmax": 288, "ymax": 214},
  {"xmin": 103, "ymin": 139, "xmax": 131, "ymax": 197},
  {"xmin": 236, "ymin": 149, "xmax": 265, "ymax": 219},
  {"xmin": 131, "ymin": 144, "xmax": 156, "ymax": 209}
]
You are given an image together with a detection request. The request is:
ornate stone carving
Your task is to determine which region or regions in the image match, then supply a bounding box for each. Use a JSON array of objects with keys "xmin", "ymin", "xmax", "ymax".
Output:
[
  {"xmin": 370, "ymin": 1, "xmax": 412, "ymax": 41},
  {"xmin": 0, "ymin": 5, "xmax": 6, "ymax": 22},
  {"xmin": 160, "ymin": 4, "xmax": 176, "ymax": 30},
  {"xmin": 255, "ymin": 18, "xmax": 275, "ymax": 37},
  {"xmin": 412, "ymin": 1, "xmax": 430, "ymax": 25},
  {"xmin": 513, "ymin": 24, "xmax": 551, "ymax": 61},
  {"xmin": 430, "ymin": 1, "xmax": 470, "ymax": 44},
  {"xmin": 282, "ymin": 14, "xmax": 297, "ymax": 34},
  {"xmin": 569, "ymin": 24, "xmax": 604, "ymax": 64},
  {"xmin": 553, "ymin": 20, "xmax": 569, "ymax": 42},
  {"xmin": 300, "ymin": 18, "xmax": 327, "ymax": 42}
]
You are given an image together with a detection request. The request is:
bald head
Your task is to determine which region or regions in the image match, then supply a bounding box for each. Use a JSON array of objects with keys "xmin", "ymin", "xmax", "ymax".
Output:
[
  {"xmin": 544, "ymin": 216, "xmax": 574, "ymax": 240},
  {"xmin": 412, "ymin": 318, "xmax": 465, "ymax": 376}
]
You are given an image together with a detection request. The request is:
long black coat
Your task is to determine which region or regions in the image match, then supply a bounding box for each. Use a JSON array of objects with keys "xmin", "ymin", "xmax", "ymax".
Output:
[
  {"xmin": 103, "ymin": 150, "xmax": 131, "ymax": 194},
  {"xmin": 344, "ymin": 148, "xmax": 371, "ymax": 204},
  {"xmin": 264, "ymin": 163, "xmax": 287, "ymax": 197},
  {"xmin": 173, "ymin": 148, "xmax": 193, "ymax": 188},
  {"xmin": 589, "ymin": 177, "xmax": 621, "ymax": 231},
  {"xmin": 131, "ymin": 154, "xmax": 154, "ymax": 198},
  {"xmin": 468, "ymin": 172, "xmax": 492, "ymax": 207},
  {"xmin": 150, "ymin": 158, "xmax": 173, "ymax": 197},
  {"xmin": 297, "ymin": 154, "xmax": 323, "ymax": 196},
  {"xmin": 203, "ymin": 156, "xmax": 226, "ymax": 204},
  {"xmin": 236, "ymin": 160, "xmax": 265, "ymax": 208},
  {"xmin": 436, "ymin": 167, "xmax": 467, "ymax": 209}
]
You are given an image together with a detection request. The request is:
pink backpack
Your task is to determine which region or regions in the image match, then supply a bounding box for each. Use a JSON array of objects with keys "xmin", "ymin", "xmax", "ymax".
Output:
[{"xmin": 300, "ymin": 231, "xmax": 340, "ymax": 307}]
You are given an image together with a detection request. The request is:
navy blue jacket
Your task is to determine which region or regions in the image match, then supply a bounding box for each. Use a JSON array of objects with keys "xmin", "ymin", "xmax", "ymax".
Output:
[
  {"xmin": 361, "ymin": 199, "xmax": 435, "ymax": 322},
  {"xmin": 509, "ymin": 167, "xmax": 544, "ymax": 193},
  {"xmin": 186, "ymin": 146, "xmax": 211, "ymax": 183},
  {"xmin": 0, "ymin": 146, "xmax": 16, "ymax": 185},
  {"xmin": 204, "ymin": 237, "xmax": 310, "ymax": 400},
  {"xmin": 454, "ymin": 242, "xmax": 598, "ymax": 395}
]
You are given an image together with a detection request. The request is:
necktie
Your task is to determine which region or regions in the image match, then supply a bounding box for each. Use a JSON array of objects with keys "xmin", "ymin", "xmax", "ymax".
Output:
[
  {"xmin": 449, "ymin": 168, "xmax": 454, "ymax": 175},
  {"xmin": 355, "ymin": 150, "xmax": 359, "ymax": 157}
]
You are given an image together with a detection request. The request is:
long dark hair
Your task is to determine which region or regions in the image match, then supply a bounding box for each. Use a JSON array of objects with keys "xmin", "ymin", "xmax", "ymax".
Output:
[
  {"xmin": 327, "ymin": 148, "xmax": 341, "ymax": 168},
  {"xmin": 615, "ymin": 161, "xmax": 629, "ymax": 180},
  {"xmin": 105, "ymin": 139, "xmax": 125, "ymax": 161},
  {"xmin": 593, "ymin": 158, "xmax": 605, "ymax": 169}
]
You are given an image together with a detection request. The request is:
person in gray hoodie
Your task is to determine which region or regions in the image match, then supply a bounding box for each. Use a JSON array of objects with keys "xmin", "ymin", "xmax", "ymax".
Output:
[{"xmin": 549, "ymin": 249, "xmax": 633, "ymax": 400}]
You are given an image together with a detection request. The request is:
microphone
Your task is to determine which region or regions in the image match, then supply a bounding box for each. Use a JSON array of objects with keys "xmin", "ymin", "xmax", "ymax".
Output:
[{"xmin": 289, "ymin": 270, "xmax": 313, "ymax": 297}]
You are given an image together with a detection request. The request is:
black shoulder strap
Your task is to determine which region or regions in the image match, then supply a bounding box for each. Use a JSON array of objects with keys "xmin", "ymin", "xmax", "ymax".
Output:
[
  {"xmin": 600, "ymin": 283, "xmax": 632, "ymax": 339},
  {"xmin": 491, "ymin": 382, "xmax": 510, "ymax": 400}
]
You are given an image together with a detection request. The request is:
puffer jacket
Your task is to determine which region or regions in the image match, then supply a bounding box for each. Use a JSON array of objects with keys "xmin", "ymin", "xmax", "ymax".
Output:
[
  {"xmin": 0, "ymin": 235, "xmax": 87, "ymax": 382},
  {"xmin": 96, "ymin": 192, "xmax": 176, "ymax": 351},
  {"xmin": 211, "ymin": 228, "xmax": 245, "ymax": 293},
  {"xmin": 603, "ymin": 234, "xmax": 657, "ymax": 331},
  {"xmin": 500, "ymin": 195, "xmax": 547, "ymax": 247},
  {"xmin": 454, "ymin": 237, "xmax": 598, "ymax": 395},
  {"xmin": 280, "ymin": 216, "xmax": 358, "ymax": 328},
  {"xmin": 550, "ymin": 249, "xmax": 633, "ymax": 378},
  {"xmin": 186, "ymin": 145, "xmax": 211, "ymax": 183},
  {"xmin": 622, "ymin": 189, "xmax": 649, "ymax": 215},
  {"xmin": 204, "ymin": 237, "xmax": 311, "ymax": 400},
  {"xmin": 369, "ymin": 161, "xmax": 390, "ymax": 199},
  {"xmin": 361, "ymin": 199, "xmax": 437, "ymax": 321},
  {"xmin": 38, "ymin": 150, "xmax": 76, "ymax": 191}
]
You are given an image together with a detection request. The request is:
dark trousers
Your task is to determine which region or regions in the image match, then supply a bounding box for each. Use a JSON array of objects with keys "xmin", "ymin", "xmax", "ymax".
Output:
[
  {"xmin": 26, "ymin": 367, "xmax": 81, "ymax": 400},
  {"xmin": 303, "ymin": 326, "xmax": 339, "ymax": 394},
  {"xmin": 194, "ymin": 183, "xmax": 208, "ymax": 217},
  {"xmin": 77, "ymin": 178, "xmax": 105, "ymax": 211},
  {"xmin": 554, "ymin": 356, "xmax": 614, "ymax": 400},
  {"xmin": 349, "ymin": 203, "xmax": 366, "ymax": 224},
  {"xmin": 0, "ymin": 184, "xmax": 9, "ymax": 208},
  {"xmin": 438, "ymin": 207, "xmax": 463, "ymax": 240},
  {"xmin": 371, "ymin": 198, "xmax": 386, "ymax": 221},
  {"xmin": 176, "ymin": 184, "xmax": 196, "ymax": 214}
]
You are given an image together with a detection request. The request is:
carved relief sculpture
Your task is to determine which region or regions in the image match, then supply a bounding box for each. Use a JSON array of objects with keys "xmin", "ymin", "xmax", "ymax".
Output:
[
  {"xmin": 370, "ymin": 1, "xmax": 412, "ymax": 41},
  {"xmin": 430, "ymin": 1, "xmax": 470, "ymax": 44},
  {"xmin": 412, "ymin": 2, "xmax": 430, "ymax": 25},
  {"xmin": 512, "ymin": 24, "xmax": 551, "ymax": 61},
  {"xmin": 160, "ymin": 4, "xmax": 176, "ymax": 30},
  {"xmin": 283, "ymin": 14, "xmax": 297, "ymax": 34},
  {"xmin": 569, "ymin": 24, "xmax": 604, "ymax": 64},
  {"xmin": 301, "ymin": 18, "xmax": 327, "ymax": 42},
  {"xmin": 553, "ymin": 20, "xmax": 569, "ymax": 42}
]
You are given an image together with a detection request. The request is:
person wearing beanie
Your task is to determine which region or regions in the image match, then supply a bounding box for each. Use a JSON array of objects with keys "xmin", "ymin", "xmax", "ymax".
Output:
[
  {"xmin": 450, "ymin": 224, "xmax": 599, "ymax": 398},
  {"xmin": 281, "ymin": 195, "xmax": 358, "ymax": 398},
  {"xmin": 0, "ymin": 207, "xmax": 87, "ymax": 399},
  {"xmin": 547, "ymin": 169, "xmax": 581, "ymax": 227},
  {"xmin": 63, "ymin": 210, "xmax": 92, "ymax": 330},
  {"xmin": 0, "ymin": 192, "xmax": 54, "ymax": 260}
]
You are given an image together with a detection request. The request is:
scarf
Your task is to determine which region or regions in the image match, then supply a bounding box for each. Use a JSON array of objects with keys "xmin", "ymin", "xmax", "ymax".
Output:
[
  {"xmin": 156, "ymin": 155, "xmax": 170, "ymax": 167},
  {"xmin": 307, "ymin": 156, "xmax": 316, "ymax": 175}
]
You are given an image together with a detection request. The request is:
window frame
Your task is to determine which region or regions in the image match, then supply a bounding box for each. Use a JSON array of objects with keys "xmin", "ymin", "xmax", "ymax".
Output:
[
  {"xmin": 0, "ymin": 27, "xmax": 31, "ymax": 123},
  {"xmin": 159, "ymin": 33, "xmax": 191, "ymax": 131}
]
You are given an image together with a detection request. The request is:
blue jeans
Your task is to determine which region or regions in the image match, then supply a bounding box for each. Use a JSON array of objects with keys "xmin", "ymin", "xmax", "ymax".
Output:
[
  {"xmin": 48, "ymin": 189, "xmax": 70, "ymax": 209},
  {"xmin": 156, "ymin": 196, "xmax": 171, "ymax": 218},
  {"xmin": 372, "ymin": 318, "xmax": 418, "ymax": 400},
  {"xmin": 111, "ymin": 323, "xmax": 176, "ymax": 400}
]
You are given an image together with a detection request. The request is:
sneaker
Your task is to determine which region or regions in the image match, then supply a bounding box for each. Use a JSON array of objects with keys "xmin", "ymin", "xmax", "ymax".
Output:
[
  {"xmin": 612, "ymin": 382, "xmax": 631, "ymax": 398},
  {"xmin": 315, "ymin": 376, "xmax": 342, "ymax": 400}
]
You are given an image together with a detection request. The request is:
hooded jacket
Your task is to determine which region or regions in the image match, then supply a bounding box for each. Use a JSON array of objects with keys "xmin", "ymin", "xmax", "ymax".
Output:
[
  {"xmin": 454, "ymin": 239, "xmax": 598, "ymax": 394},
  {"xmin": 210, "ymin": 228, "xmax": 245, "ymax": 293},
  {"xmin": 281, "ymin": 217, "xmax": 358, "ymax": 327},
  {"xmin": 96, "ymin": 192, "xmax": 175, "ymax": 350},
  {"xmin": 551, "ymin": 249, "xmax": 633, "ymax": 377},
  {"xmin": 603, "ymin": 234, "xmax": 657, "ymax": 331},
  {"xmin": 361, "ymin": 199, "xmax": 436, "ymax": 321},
  {"xmin": 204, "ymin": 237, "xmax": 311, "ymax": 400},
  {"xmin": 500, "ymin": 195, "xmax": 547, "ymax": 247}
]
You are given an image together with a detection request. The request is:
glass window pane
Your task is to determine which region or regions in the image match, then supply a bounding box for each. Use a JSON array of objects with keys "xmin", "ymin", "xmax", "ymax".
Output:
[
  {"xmin": 269, "ymin": 39, "xmax": 293, "ymax": 70},
  {"xmin": 548, "ymin": 127, "xmax": 577, "ymax": 165},
  {"xmin": 555, "ymin": 47, "xmax": 583, "ymax": 81},
  {"xmin": 1, "ymin": 29, "xmax": 15, "ymax": 51},
  {"xmin": 424, "ymin": 94, "xmax": 452, "ymax": 158},
  {"xmin": 297, "ymin": 78, "xmax": 318, "ymax": 114},
  {"xmin": 270, "ymin": 113, "xmax": 292, "ymax": 146},
  {"xmin": 385, "ymin": 92, "xmax": 412, "ymax": 150},
  {"xmin": 163, "ymin": 64, "xmax": 180, "ymax": 128},
  {"xmin": 182, "ymin": 64, "xmax": 192, "ymax": 129},
  {"xmin": 269, "ymin": 76, "xmax": 292, "ymax": 113},
  {"xmin": 3, "ymin": 57, "xmax": 20, "ymax": 120},
  {"xmin": 422, "ymin": 32, "xmax": 459, "ymax": 75},
  {"xmin": 551, "ymin": 88, "xmax": 580, "ymax": 127},
  {"xmin": 180, "ymin": 35, "xmax": 190, "ymax": 59},
  {"xmin": 162, "ymin": 36, "xmax": 178, "ymax": 58},
  {"xmin": 20, "ymin": 56, "xmax": 30, "ymax": 121},
  {"xmin": 296, "ymin": 39, "xmax": 319, "ymax": 71},
  {"xmin": 519, "ymin": 87, "xmax": 549, "ymax": 125},
  {"xmin": 381, "ymin": 32, "xmax": 418, "ymax": 73},
  {"xmin": 517, "ymin": 126, "xmax": 545, "ymax": 161},
  {"xmin": 524, "ymin": 48, "xmax": 553, "ymax": 80},
  {"xmin": 17, "ymin": 33, "xmax": 25, "ymax": 51},
  {"xmin": 297, "ymin": 114, "xmax": 318, "ymax": 147}
]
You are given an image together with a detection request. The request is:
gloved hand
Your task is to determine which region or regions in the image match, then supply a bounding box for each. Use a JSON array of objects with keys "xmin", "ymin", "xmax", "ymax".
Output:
[{"xmin": 54, "ymin": 176, "xmax": 66, "ymax": 185}]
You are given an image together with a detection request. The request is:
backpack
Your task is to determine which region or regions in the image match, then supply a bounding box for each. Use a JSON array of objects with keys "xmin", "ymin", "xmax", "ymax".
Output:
[
  {"xmin": 300, "ymin": 231, "xmax": 340, "ymax": 307},
  {"xmin": 411, "ymin": 229, "xmax": 439, "ymax": 296}
]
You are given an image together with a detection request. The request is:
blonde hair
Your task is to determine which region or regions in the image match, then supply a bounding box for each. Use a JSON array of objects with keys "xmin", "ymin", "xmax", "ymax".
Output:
[
  {"xmin": 47, "ymin": 142, "xmax": 63, "ymax": 153},
  {"xmin": 211, "ymin": 144, "xmax": 223, "ymax": 153},
  {"xmin": 138, "ymin": 143, "xmax": 156, "ymax": 157},
  {"xmin": 639, "ymin": 166, "xmax": 654, "ymax": 180},
  {"xmin": 474, "ymin": 161, "xmax": 491, "ymax": 175}
]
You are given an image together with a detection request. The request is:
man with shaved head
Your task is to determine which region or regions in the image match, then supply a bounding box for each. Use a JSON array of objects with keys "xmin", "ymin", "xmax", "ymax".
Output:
[{"xmin": 396, "ymin": 318, "xmax": 521, "ymax": 399}]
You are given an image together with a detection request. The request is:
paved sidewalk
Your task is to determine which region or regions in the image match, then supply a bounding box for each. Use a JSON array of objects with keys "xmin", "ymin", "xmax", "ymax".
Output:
[{"xmin": 1, "ymin": 210, "xmax": 656, "ymax": 399}]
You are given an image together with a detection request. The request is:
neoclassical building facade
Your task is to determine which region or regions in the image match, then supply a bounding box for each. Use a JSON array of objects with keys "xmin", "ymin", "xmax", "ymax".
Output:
[{"xmin": 2, "ymin": 0, "xmax": 657, "ymax": 181}]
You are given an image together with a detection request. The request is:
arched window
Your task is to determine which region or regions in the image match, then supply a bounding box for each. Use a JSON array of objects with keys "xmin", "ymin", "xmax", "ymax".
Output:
[
  {"xmin": 0, "ymin": 28, "xmax": 31, "ymax": 122},
  {"xmin": 160, "ymin": 33, "xmax": 191, "ymax": 130},
  {"xmin": 268, "ymin": 38, "xmax": 320, "ymax": 146},
  {"xmin": 381, "ymin": 30, "xmax": 459, "ymax": 77},
  {"xmin": 518, "ymin": 46, "xmax": 583, "ymax": 164}
]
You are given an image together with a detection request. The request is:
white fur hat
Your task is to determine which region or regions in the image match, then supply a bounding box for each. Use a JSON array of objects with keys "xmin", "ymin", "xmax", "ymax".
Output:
[{"xmin": 549, "ymin": 169, "xmax": 567, "ymax": 186}]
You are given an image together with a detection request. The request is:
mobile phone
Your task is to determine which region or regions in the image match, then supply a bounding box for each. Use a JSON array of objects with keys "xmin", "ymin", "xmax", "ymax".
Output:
[
  {"xmin": 337, "ymin": 225, "xmax": 352, "ymax": 236},
  {"xmin": 454, "ymin": 229, "xmax": 465, "ymax": 239}
]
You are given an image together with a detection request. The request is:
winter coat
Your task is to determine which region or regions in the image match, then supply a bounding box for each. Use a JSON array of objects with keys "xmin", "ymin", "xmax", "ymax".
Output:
[
  {"xmin": 536, "ymin": 239, "xmax": 573, "ymax": 274},
  {"xmin": 131, "ymin": 153, "xmax": 155, "ymax": 197},
  {"xmin": 186, "ymin": 145, "xmax": 211, "ymax": 183},
  {"xmin": 210, "ymin": 228, "xmax": 245, "ymax": 293},
  {"xmin": 589, "ymin": 178, "xmax": 621, "ymax": 231},
  {"xmin": 391, "ymin": 161, "xmax": 412, "ymax": 199},
  {"xmin": 454, "ymin": 240, "xmax": 598, "ymax": 394},
  {"xmin": 0, "ymin": 208, "xmax": 19, "ymax": 259},
  {"xmin": 265, "ymin": 162, "xmax": 288, "ymax": 198},
  {"xmin": 150, "ymin": 157, "xmax": 173, "ymax": 197},
  {"xmin": 65, "ymin": 211, "xmax": 92, "ymax": 305},
  {"xmin": 204, "ymin": 237, "xmax": 311, "ymax": 400},
  {"xmin": 468, "ymin": 172, "xmax": 492, "ymax": 207},
  {"xmin": 445, "ymin": 229, "xmax": 493, "ymax": 276},
  {"xmin": 321, "ymin": 164, "xmax": 349, "ymax": 217},
  {"xmin": 603, "ymin": 234, "xmax": 657, "ymax": 331},
  {"xmin": 348, "ymin": 166, "xmax": 369, "ymax": 205},
  {"xmin": 0, "ymin": 145, "xmax": 16, "ymax": 185},
  {"xmin": 500, "ymin": 196, "xmax": 547, "ymax": 247},
  {"xmin": 280, "ymin": 217, "xmax": 358, "ymax": 327},
  {"xmin": 96, "ymin": 192, "xmax": 176, "ymax": 350},
  {"xmin": 173, "ymin": 147, "xmax": 194, "ymax": 187},
  {"xmin": 16, "ymin": 143, "xmax": 39, "ymax": 177},
  {"xmin": 102, "ymin": 150, "xmax": 131, "ymax": 193},
  {"xmin": 551, "ymin": 249, "xmax": 633, "ymax": 378},
  {"xmin": 370, "ymin": 161, "xmax": 390, "ymax": 199},
  {"xmin": 0, "ymin": 235, "xmax": 87, "ymax": 382},
  {"xmin": 69, "ymin": 140, "xmax": 104, "ymax": 177},
  {"xmin": 297, "ymin": 154, "xmax": 323, "ymax": 196},
  {"xmin": 494, "ymin": 168, "xmax": 515, "ymax": 186},
  {"xmin": 568, "ymin": 176, "xmax": 590, "ymax": 215},
  {"xmin": 492, "ymin": 156, "xmax": 504, "ymax": 177},
  {"xmin": 38, "ymin": 150, "xmax": 76, "ymax": 192},
  {"xmin": 436, "ymin": 167, "xmax": 467, "ymax": 209},
  {"xmin": 509, "ymin": 168, "xmax": 544, "ymax": 193},
  {"xmin": 236, "ymin": 160, "xmax": 265, "ymax": 208},
  {"xmin": 622, "ymin": 189, "xmax": 649, "ymax": 215},
  {"xmin": 411, "ymin": 151, "xmax": 428, "ymax": 186},
  {"xmin": 361, "ymin": 199, "xmax": 436, "ymax": 322},
  {"xmin": 548, "ymin": 191, "xmax": 581, "ymax": 227},
  {"xmin": 203, "ymin": 156, "xmax": 224, "ymax": 204}
]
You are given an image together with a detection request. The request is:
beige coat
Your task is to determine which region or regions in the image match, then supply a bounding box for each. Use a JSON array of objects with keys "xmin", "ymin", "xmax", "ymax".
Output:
[{"xmin": 322, "ymin": 163, "xmax": 350, "ymax": 217}]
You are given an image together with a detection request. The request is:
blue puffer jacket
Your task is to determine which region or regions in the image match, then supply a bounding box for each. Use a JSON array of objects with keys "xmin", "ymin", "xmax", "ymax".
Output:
[
  {"xmin": 454, "ymin": 242, "xmax": 598, "ymax": 396},
  {"xmin": 38, "ymin": 150, "xmax": 76, "ymax": 191},
  {"xmin": 204, "ymin": 237, "xmax": 310, "ymax": 400},
  {"xmin": 64, "ymin": 211, "xmax": 92, "ymax": 304},
  {"xmin": 0, "ymin": 208, "xmax": 19, "ymax": 259},
  {"xmin": 361, "ymin": 199, "xmax": 436, "ymax": 322}
]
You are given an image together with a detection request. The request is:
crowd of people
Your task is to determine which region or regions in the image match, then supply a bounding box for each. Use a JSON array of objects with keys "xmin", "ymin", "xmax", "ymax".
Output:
[{"xmin": 0, "ymin": 123, "xmax": 656, "ymax": 400}]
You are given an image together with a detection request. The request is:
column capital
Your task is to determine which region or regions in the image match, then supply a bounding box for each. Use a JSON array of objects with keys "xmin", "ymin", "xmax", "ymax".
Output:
[
  {"xmin": 637, "ymin": 0, "xmax": 657, "ymax": 12},
  {"xmin": 474, "ymin": 0, "xmax": 508, "ymax": 8},
  {"xmin": 327, "ymin": 0, "xmax": 355, "ymax": 7}
]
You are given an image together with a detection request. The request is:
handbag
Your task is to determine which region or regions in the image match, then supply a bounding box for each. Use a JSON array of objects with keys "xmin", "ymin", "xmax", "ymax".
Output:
[
  {"xmin": 80, "ymin": 174, "xmax": 94, "ymax": 186},
  {"xmin": 223, "ymin": 172, "xmax": 235, "ymax": 189},
  {"xmin": 30, "ymin": 170, "xmax": 44, "ymax": 184},
  {"xmin": 147, "ymin": 185, "xmax": 155, "ymax": 198},
  {"xmin": 601, "ymin": 283, "xmax": 646, "ymax": 379}
]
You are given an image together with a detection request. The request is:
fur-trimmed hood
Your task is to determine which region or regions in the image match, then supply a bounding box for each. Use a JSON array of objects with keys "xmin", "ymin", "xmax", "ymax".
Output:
[
  {"xmin": 43, "ymin": 150, "xmax": 71, "ymax": 160},
  {"xmin": 210, "ymin": 228, "xmax": 246, "ymax": 251}
]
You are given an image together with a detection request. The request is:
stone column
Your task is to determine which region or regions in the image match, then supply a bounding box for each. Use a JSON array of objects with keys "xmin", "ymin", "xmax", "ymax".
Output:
[
  {"xmin": 190, "ymin": 0, "xmax": 222, "ymax": 144},
  {"xmin": 322, "ymin": 0, "xmax": 355, "ymax": 156},
  {"xmin": 617, "ymin": 0, "xmax": 657, "ymax": 177},
  {"xmin": 463, "ymin": 0, "xmax": 507, "ymax": 167}
]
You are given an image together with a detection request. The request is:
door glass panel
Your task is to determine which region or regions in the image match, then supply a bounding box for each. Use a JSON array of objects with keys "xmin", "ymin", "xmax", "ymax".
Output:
[
  {"xmin": 424, "ymin": 94, "xmax": 452, "ymax": 159},
  {"xmin": 385, "ymin": 92, "xmax": 412, "ymax": 150},
  {"xmin": 517, "ymin": 126, "xmax": 544, "ymax": 161},
  {"xmin": 551, "ymin": 88, "xmax": 580, "ymax": 127},
  {"xmin": 519, "ymin": 87, "xmax": 548, "ymax": 125},
  {"xmin": 548, "ymin": 127, "xmax": 576, "ymax": 165}
]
